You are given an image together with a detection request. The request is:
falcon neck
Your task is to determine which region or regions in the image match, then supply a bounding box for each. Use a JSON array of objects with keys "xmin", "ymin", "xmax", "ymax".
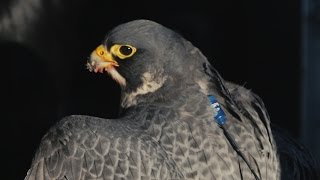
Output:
[{"xmin": 120, "ymin": 76, "xmax": 213, "ymax": 110}]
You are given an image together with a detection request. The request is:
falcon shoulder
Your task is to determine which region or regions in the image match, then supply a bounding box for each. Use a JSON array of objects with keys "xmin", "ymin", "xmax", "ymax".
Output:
[
  {"xmin": 225, "ymin": 81, "xmax": 274, "ymax": 147},
  {"xmin": 226, "ymin": 82, "xmax": 320, "ymax": 180},
  {"xmin": 25, "ymin": 114, "xmax": 182, "ymax": 180},
  {"xmin": 187, "ymin": 45, "xmax": 280, "ymax": 179}
]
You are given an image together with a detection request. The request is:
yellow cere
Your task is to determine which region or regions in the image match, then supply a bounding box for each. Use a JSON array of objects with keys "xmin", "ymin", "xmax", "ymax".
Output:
[
  {"xmin": 95, "ymin": 45, "xmax": 110, "ymax": 59},
  {"xmin": 94, "ymin": 44, "xmax": 136, "ymax": 63}
]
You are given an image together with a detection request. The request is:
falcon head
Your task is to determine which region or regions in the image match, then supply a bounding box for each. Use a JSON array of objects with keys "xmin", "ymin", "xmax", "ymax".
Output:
[{"xmin": 87, "ymin": 20, "xmax": 209, "ymax": 107}]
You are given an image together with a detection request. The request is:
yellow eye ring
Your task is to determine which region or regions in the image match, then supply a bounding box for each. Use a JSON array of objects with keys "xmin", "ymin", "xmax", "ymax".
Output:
[{"xmin": 110, "ymin": 44, "xmax": 136, "ymax": 59}]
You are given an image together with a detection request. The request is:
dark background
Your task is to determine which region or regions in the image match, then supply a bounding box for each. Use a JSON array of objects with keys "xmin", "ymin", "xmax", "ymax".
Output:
[{"xmin": 1, "ymin": 0, "xmax": 319, "ymax": 179}]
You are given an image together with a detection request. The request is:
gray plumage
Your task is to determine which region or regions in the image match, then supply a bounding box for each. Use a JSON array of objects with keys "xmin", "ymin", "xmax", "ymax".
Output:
[{"xmin": 25, "ymin": 19, "xmax": 312, "ymax": 180}]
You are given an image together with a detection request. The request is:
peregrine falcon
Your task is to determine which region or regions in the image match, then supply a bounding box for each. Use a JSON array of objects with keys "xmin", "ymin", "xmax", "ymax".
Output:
[{"xmin": 25, "ymin": 19, "xmax": 282, "ymax": 180}]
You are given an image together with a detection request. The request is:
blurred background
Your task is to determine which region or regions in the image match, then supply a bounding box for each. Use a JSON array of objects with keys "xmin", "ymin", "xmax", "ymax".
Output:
[{"xmin": 1, "ymin": 0, "xmax": 319, "ymax": 179}]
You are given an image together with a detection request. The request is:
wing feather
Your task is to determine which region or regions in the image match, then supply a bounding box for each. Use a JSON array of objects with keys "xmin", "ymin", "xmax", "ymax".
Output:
[{"xmin": 25, "ymin": 115, "xmax": 180, "ymax": 180}]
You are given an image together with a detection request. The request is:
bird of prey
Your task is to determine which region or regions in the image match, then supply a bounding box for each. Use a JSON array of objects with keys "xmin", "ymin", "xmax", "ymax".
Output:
[{"xmin": 25, "ymin": 19, "xmax": 316, "ymax": 180}]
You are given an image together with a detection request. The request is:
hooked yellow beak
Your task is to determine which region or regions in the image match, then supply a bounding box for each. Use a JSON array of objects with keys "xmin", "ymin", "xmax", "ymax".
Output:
[{"xmin": 87, "ymin": 44, "xmax": 119, "ymax": 73}]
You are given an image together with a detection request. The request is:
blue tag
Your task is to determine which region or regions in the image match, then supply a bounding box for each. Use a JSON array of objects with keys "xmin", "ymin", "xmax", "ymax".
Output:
[{"xmin": 208, "ymin": 95, "xmax": 226, "ymax": 125}]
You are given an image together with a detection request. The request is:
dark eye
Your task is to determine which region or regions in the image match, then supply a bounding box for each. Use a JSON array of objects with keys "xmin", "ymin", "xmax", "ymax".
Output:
[
  {"xmin": 119, "ymin": 46, "xmax": 133, "ymax": 56},
  {"xmin": 112, "ymin": 44, "xmax": 136, "ymax": 59}
]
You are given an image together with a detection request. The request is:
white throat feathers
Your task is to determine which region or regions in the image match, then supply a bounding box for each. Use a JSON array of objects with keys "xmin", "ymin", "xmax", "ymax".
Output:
[{"xmin": 121, "ymin": 72, "xmax": 167, "ymax": 108}]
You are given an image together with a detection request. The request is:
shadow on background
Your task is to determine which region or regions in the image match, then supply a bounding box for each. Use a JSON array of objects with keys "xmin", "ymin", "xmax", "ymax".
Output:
[{"xmin": 2, "ymin": 42, "xmax": 58, "ymax": 179}]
